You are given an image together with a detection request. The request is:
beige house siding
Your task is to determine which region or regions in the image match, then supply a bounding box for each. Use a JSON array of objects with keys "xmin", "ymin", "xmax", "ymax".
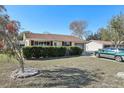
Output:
[
  {"xmin": 25, "ymin": 39, "xmax": 30, "ymax": 46},
  {"xmin": 72, "ymin": 42, "xmax": 75, "ymax": 46}
]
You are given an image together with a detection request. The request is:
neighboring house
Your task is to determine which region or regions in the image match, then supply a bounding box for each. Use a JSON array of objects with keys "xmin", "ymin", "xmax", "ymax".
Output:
[
  {"xmin": 23, "ymin": 33, "xmax": 85, "ymax": 49},
  {"xmin": 85, "ymin": 40, "xmax": 124, "ymax": 52}
]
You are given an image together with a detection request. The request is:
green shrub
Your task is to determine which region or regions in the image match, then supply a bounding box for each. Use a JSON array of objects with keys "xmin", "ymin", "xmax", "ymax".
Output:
[
  {"xmin": 58, "ymin": 47, "xmax": 66, "ymax": 56},
  {"xmin": 42, "ymin": 47, "xmax": 49, "ymax": 58},
  {"xmin": 23, "ymin": 46, "xmax": 82, "ymax": 59},
  {"xmin": 42, "ymin": 47, "xmax": 66, "ymax": 57},
  {"xmin": 32, "ymin": 46, "xmax": 42, "ymax": 58},
  {"xmin": 69, "ymin": 47, "xmax": 82, "ymax": 55},
  {"xmin": 23, "ymin": 47, "xmax": 33, "ymax": 59},
  {"xmin": 47, "ymin": 47, "xmax": 56, "ymax": 57}
]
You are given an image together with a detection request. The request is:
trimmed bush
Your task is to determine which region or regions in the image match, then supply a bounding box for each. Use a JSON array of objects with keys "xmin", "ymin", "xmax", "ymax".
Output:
[
  {"xmin": 69, "ymin": 47, "xmax": 83, "ymax": 55},
  {"xmin": 23, "ymin": 46, "xmax": 82, "ymax": 59},
  {"xmin": 42, "ymin": 47, "xmax": 49, "ymax": 58},
  {"xmin": 47, "ymin": 47, "xmax": 57, "ymax": 57},
  {"xmin": 32, "ymin": 46, "xmax": 42, "ymax": 58},
  {"xmin": 22, "ymin": 47, "xmax": 33, "ymax": 59},
  {"xmin": 41, "ymin": 47, "xmax": 66, "ymax": 57},
  {"xmin": 58, "ymin": 47, "xmax": 66, "ymax": 56}
]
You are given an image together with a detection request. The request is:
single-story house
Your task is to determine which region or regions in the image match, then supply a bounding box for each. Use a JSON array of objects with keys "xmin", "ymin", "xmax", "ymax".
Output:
[
  {"xmin": 23, "ymin": 33, "xmax": 85, "ymax": 49},
  {"xmin": 84, "ymin": 40, "xmax": 124, "ymax": 52},
  {"xmin": 1, "ymin": 32, "xmax": 124, "ymax": 53}
]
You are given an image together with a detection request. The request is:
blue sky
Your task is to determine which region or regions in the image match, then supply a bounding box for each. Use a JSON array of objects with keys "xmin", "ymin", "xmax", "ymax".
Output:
[{"xmin": 5, "ymin": 5, "xmax": 124, "ymax": 35}]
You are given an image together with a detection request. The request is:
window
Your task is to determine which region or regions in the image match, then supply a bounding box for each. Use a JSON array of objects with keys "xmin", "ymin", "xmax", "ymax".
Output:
[
  {"xmin": 31, "ymin": 40, "xmax": 34, "ymax": 45},
  {"xmin": 51, "ymin": 41, "xmax": 53, "ymax": 46},
  {"xmin": 104, "ymin": 45, "xmax": 111, "ymax": 48},
  {"xmin": 39, "ymin": 42, "xmax": 43, "ymax": 46},
  {"xmin": 104, "ymin": 48, "xmax": 116, "ymax": 52},
  {"xmin": 62, "ymin": 41, "xmax": 71, "ymax": 46},
  {"xmin": 35, "ymin": 41, "xmax": 38, "ymax": 45},
  {"xmin": 47, "ymin": 42, "xmax": 50, "ymax": 46},
  {"xmin": 118, "ymin": 48, "xmax": 124, "ymax": 52}
]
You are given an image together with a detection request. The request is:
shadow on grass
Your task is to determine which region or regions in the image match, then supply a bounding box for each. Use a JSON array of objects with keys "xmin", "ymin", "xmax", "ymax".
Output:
[{"xmin": 35, "ymin": 68, "xmax": 104, "ymax": 88}]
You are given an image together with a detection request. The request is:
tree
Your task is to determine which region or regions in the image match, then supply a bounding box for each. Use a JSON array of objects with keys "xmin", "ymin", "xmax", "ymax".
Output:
[
  {"xmin": 0, "ymin": 6, "xmax": 24, "ymax": 72},
  {"xmin": 86, "ymin": 28, "xmax": 111, "ymax": 41},
  {"xmin": 98, "ymin": 28, "xmax": 110, "ymax": 41},
  {"xmin": 18, "ymin": 32, "xmax": 24, "ymax": 40},
  {"xmin": 107, "ymin": 13, "xmax": 124, "ymax": 48},
  {"xmin": 86, "ymin": 32, "xmax": 101, "ymax": 40},
  {"xmin": 69, "ymin": 20, "xmax": 88, "ymax": 40},
  {"xmin": 18, "ymin": 31, "xmax": 31, "ymax": 40}
]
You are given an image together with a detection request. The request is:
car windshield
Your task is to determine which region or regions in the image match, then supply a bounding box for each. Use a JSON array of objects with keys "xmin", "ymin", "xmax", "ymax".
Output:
[
  {"xmin": 118, "ymin": 48, "xmax": 124, "ymax": 52},
  {"xmin": 104, "ymin": 48, "xmax": 116, "ymax": 51}
]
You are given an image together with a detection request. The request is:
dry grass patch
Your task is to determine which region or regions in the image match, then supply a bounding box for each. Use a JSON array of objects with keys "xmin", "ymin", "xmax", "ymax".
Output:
[{"xmin": 1, "ymin": 54, "xmax": 124, "ymax": 87}]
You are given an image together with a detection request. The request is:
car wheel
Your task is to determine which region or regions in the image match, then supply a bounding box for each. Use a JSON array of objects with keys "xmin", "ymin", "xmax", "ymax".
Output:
[
  {"xmin": 115, "ymin": 56, "xmax": 122, "ymax": 62},
  {"xmin": 96, "ymin": 53, "xmax": 100, "ymax": 58}
]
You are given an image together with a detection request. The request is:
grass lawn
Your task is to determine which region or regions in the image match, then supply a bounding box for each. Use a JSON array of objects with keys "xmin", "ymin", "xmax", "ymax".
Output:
[{"xmin": 1, "ymin": 54, "xmax": 124, "ymax": 88}]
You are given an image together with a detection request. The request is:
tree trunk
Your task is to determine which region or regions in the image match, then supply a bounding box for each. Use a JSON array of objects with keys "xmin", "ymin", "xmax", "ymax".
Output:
[
  {"xmin": 20, "ymin": 59, "xmax": 24, "ymax": 73},
  {"xmin": 115, "ymin": 44, "xmax": 118, "ymax": 49}
]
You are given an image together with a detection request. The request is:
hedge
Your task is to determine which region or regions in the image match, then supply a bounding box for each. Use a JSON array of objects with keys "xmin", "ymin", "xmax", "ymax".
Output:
[
  {"xmin": 22, "ymin": 47, "xmax": 33, "ymax": 58},
  {"xmin": 23, "ymin": 46, "xmax": 82, "ymax": 59},
  {"xmin": 69, "ymin": 47, "xmax": 83, "ymax": 55}
]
